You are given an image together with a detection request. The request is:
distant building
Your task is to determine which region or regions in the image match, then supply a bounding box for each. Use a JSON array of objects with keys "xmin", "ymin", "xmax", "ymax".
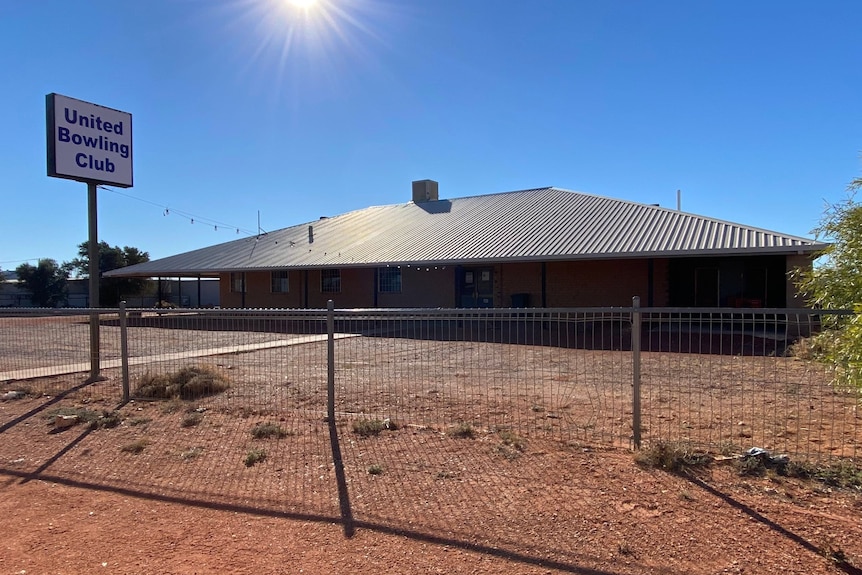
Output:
[
  {"xmin": 1, "ymin": 271, "xmax": 218, "ymax": 308},
  {"xmin": 0, "ymin": 270, "xmax": 32, "ymax": 307},
  {"xmin": 106, "ymin": 182, "xmax": 824, "ymax": 309}
]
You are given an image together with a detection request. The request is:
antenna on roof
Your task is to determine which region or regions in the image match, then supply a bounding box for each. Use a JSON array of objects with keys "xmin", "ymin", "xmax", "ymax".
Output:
[
  {"xmin": 257, "ymin": 210, "xmax": 268, "ymax": 237},
  {"xmin": 677, "ymin": 189, "xmax": 681, "ymax": 211}
]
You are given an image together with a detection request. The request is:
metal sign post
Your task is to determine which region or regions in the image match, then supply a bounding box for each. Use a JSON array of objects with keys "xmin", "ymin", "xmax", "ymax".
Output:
[{"xmin": 86, "ymin": 181, "xmax": 102, "ymax": 382}]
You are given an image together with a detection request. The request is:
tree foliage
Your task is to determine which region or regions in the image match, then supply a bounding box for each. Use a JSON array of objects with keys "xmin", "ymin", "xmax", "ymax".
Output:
[
  {"xmin": 15, "ymin": 259, "xmax": 69, "ymax": 307},
  {"xmin": 67, "ymin": 241, "xmax": 151, "ymax": 306},
  {"xmin": 792, "ymin": 175, "xmax": 862, "ymax": 389}
]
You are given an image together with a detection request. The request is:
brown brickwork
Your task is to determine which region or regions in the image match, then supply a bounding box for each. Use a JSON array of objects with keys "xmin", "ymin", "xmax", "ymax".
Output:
[
  {"xmin": 499, "ymin": 262, "xmax": 543, "ymax": 308},
  {"xmin": 216, "ymin": 254, "xmax": 802, "ymax": 309},
  {"xmin": 545, "ymin": 260, "xmax": 650, "ymax": 307},
  {"xmin": 378, "ymin": 266, "xmax": 456, "ymax": 308}
]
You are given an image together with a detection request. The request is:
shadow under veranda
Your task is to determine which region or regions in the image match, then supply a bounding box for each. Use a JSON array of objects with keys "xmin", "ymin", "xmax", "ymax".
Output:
[{"xmin": 0, "ymin": 465, "xmax": 632, "ymax": 575}]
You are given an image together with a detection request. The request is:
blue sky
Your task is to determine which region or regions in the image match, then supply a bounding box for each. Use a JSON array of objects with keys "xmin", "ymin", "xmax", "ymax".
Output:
[{"xmin": 2, "ymin": 0, "xmax": 860, "ymax": 272}]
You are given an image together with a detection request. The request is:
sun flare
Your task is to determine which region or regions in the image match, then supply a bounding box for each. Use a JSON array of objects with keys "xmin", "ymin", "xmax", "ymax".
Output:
[{"xmin": 225, "ymin": 0, "xmax": 397, "ymax": 105}]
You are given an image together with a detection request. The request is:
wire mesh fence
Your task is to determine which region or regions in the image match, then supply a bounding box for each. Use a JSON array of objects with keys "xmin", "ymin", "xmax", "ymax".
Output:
[
  {"xmin": 0, "ymin": 304, "xmax": 859, "ymax": 529},
  {"xmin": 1, "ymin": 306, "xmax": 860, "ymax": 458},
  {"xmin": 637, "ymin": 308, "xmax": 859, "ymax": 462}
]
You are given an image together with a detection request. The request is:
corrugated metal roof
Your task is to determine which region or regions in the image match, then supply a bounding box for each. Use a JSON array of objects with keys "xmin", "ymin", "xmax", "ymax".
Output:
[{"xmin": 107, "ymin": 187, "xmax": 826, "ymax": 277}]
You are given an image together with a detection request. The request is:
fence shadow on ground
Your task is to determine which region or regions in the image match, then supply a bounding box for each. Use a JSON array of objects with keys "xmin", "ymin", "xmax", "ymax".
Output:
[
  {"xmin": 681, "ymin": 472, "xmax": 862, "ymax": 575},
  {"xmin": 0, "ymin": 467, "xmax": 627, "ymax": 575}
]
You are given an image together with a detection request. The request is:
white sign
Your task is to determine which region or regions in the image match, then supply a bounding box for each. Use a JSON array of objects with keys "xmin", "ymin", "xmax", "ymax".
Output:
[{"xmin": 46, "ymin": 93, "xmax": 133, "ymax": 188}]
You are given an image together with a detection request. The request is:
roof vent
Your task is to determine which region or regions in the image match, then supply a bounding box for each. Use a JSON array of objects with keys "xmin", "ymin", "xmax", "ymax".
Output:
[{"xmin": 412, "ymin": 180, "xmax": 439, "ymax": 203}]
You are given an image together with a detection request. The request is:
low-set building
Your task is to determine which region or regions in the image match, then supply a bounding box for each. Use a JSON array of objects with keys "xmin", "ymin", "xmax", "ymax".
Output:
[{"xmin": 107, "ymin": 181, "xmax": 824, "ymax": 309}]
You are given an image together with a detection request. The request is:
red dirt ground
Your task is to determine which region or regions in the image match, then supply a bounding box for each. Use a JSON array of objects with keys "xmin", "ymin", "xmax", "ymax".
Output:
[
  {"xmin": 1, "ymin": 398, "xmax": 861, "ymax": 575},
  {"xmin": 1, "ymin": 317, "xmax": 861, "ymax": 574}
]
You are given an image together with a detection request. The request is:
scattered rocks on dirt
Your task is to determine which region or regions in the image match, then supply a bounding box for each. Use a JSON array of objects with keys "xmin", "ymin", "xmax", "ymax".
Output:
[
  {"xmin": 53, "ymin": 414, "xmax": 80, "ymax": 429},
  {"xmin": 744, "ymin": 446, "xmax": 790, "ymax": 466},
  {"xmin": 1, "ymin": 390, "xmax": 26, "ymax": 401}
]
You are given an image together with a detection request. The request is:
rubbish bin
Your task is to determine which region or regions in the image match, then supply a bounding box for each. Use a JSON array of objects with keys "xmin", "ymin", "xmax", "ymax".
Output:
[{"xmin": 511, "ymin": 293, "xmax": 530, "ymax": 308}]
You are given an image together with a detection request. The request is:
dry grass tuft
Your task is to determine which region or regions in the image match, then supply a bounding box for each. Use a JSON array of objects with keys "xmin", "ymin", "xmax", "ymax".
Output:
[
  {"xmin": 635, "ymin": 441, "xmax": 712, "ymax": 474},
  {"xmin": 352, "ymin": 418, "xmax": 387, "ymax": 437},
  {"xmin": 181, "ymin": 411, "xmax": 204, "ymax": 428},
  {"xmin": 121, "ymin": 439, "xmax": 151, "ymax": 454},
  {"xmin": 450, "ymin": 422, "xmax": 477, "ymax": 439},
  {"xmin": 136, "ymin": 366, "xmax": 230, "ymax": 400},
  {"xmin": 251, "ymin": 422, "xmax": 291, "ymax": 439},
  {"xmin": 244, "ymin": 448, "xmax": 267, "ymax": 467},
  {"xmin": 495, "ymin": 429, "xmax": 527, "ymax": 460},
  {"xmin": 46, "ymin": 407, "xmax": 122, "ymax": 430},
  {"xmin": 180, "ymin": 446, "xmax": 204, "ymax": 461}
]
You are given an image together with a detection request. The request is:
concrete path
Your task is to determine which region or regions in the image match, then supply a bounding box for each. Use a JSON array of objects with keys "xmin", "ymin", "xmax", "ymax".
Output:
[{"xmin": 0, "ymin": 333, "xmax": 359, "ymax": 382}]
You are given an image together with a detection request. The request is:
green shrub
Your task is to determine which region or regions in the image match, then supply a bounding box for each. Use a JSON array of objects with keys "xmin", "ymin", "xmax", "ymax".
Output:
[
  {"xmin": 785, "ymin": 459, "xmax": 862, "ymax": 489},
  {"xmin": 790, "ymin": 186, "xmax": 862, "ymax": 391}
]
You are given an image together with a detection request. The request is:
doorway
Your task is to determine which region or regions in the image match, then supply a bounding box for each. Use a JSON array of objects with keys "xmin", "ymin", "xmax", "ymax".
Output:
[
  {"xmin": 694, "ymin": 267, "xmax": 719, "ymax": 307},
  {"xmin": 459, "ymin": 267, "xmax": 494, "ymax": 307}
]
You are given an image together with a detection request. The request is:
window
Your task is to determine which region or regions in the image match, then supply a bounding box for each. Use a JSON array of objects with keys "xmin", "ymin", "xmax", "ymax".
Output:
[
  {"xmin": 378, "ymin": 267, "xmax": 402, "ymax": 293},
  {"xmin": 321, "ymin": 269, "xmax": 341, "ymax": 293},
  {"xmin": 271, "ymin": 270, "xmax": 289, "ymax": 293},
  {"xmin": 230, "ymin": 272, "xmax": 245, "ymax": 293}
]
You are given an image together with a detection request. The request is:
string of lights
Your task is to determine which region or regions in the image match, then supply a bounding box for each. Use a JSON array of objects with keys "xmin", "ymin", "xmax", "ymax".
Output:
[
  {"xmin": 3, "ymin": 187, "xmax": 268, "ymax": 269},
  {"xmin": 98, "ymin": 185, "xmax": 261, "ymax": 236}
]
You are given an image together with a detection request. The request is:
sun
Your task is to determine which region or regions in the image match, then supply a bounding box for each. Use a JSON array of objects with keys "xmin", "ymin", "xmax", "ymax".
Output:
[{"xmin": 223, "ymin": 0, "xmax": 399, "ymax": 105}]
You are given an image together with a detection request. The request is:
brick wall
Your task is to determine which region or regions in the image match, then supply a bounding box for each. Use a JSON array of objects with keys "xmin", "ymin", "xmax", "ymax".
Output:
[
  {"xmin": 305, "ymin": 268, "xmax": 375, "ymax": 309},
  {"xmin": 499, "ymin": 262, "xmax": 543, "ymax": 307},
  {"xmin": 545, "ymin": 260, "xmax": 650, "ymax": 307},
  {"xmin": 218, "ymin": 256, "xmax": 787, "ymax": 310},
  {"xmin": 378, "ymin": 266, "xmax": 456, "ymax": 308}
]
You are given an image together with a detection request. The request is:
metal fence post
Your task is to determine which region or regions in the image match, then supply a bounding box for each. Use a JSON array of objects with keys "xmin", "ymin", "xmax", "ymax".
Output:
[
  {"xmin": 325, "ymin": 299, "xmax": 355, "ymax": 536},
  {"xmin": 118, "ymin": 301, "xmax": 130, "ymax": 403},
  {"xmin": 327, "ymin": 299, "xmax": 335, "ymax": 420},
  {"xmin": 632, "ymin": 296, "xmax": 642, "ymax": 449}
]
